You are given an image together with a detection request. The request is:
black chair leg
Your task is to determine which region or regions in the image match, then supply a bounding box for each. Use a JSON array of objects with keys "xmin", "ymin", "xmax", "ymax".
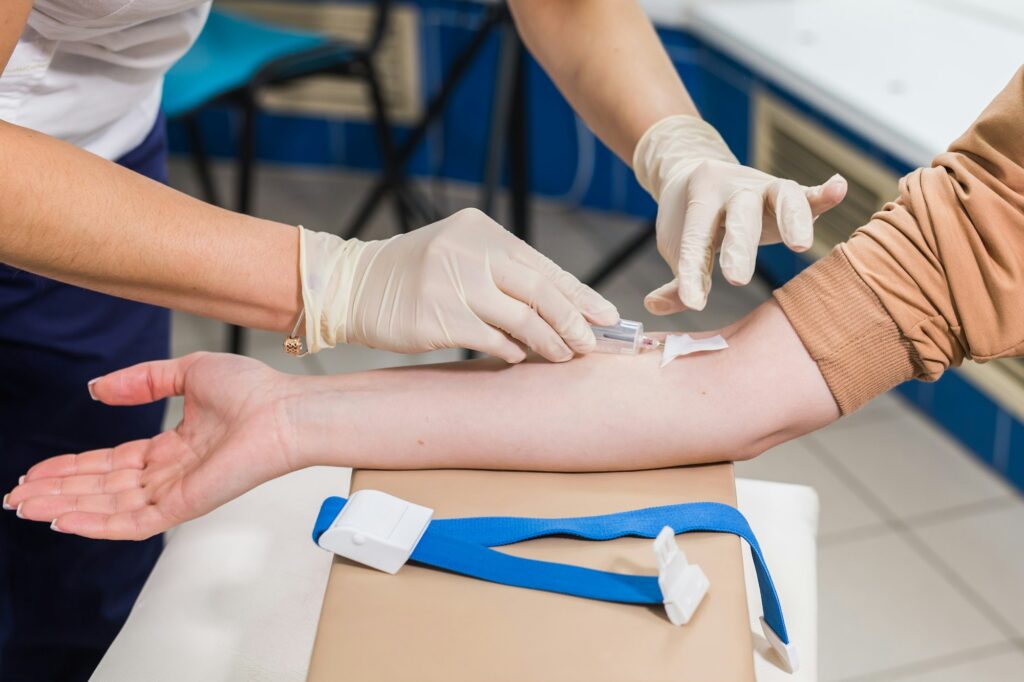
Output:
[
  {"xmin": 364, "ymin": 60, "xmax": 414, "ymax": 234},
  {"xmin": 342, "ymin": 5, "xmax": 506, "ymax": 240},
  {"xmin": 226, "ymin": 324, "xmax": 245, "ymax": 356},
  {"xmin": 507, "ymin": 40, "xmax": 530, "ymax": 243},
  {"xmin": 227, "ymin": 89, "xmax": 259, "ymax": 356},
  {"xmin": 364, "ymin": 61, "xmax": 438, "ymax": 229},
  {"xmin": 237, "ymin": 89, "xmax": 257, "ymax": 215},
  {"xmin": 185, "ymin": 115, "xmax": 220, "ymax": 206},
  {"xmin": 480, "ymin": 21, "xmax": 518, "ymax": 217},
  {"xmin": 397, "ymin": 181, "xmax": 439, "ymax": 226}
]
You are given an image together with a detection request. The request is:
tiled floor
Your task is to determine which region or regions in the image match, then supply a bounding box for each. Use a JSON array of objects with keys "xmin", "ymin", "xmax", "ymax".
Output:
[{"xmin": 165, "ymin": 160, "xmax": 1024, "ymax": 681}]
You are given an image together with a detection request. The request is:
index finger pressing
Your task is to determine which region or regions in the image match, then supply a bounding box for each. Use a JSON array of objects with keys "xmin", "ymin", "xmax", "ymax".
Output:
[
  {"xmin": 675, "ymin": 196, "xmax": 721, "ymax": 311},
  {"xmin": 493, "ymin": 260, "xmax": 597, "ymax": 356},
  {"xmin": 508, "ymin": 239, "xmax": 619, "ymax": 326}
]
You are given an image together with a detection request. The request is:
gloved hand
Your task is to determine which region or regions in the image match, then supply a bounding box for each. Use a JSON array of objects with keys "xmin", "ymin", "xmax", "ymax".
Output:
[
  {"xmin": 633, "ymin": 114, "xmax": 848, "ymax": 313},
  {"xmin": 300, "ymin": 208, "xmax": 619, "ymax": 363}
]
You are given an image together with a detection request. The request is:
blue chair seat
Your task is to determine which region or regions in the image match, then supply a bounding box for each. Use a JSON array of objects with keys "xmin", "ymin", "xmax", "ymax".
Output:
[{"xmin": 162, "ymin": 9, "xmax": 334, "ymax": 119}]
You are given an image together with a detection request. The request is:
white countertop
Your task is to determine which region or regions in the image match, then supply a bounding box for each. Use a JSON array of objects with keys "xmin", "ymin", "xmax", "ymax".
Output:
[{"xmin": 673, "ymin": 0, "xmax": 1023, "ymax": 168}]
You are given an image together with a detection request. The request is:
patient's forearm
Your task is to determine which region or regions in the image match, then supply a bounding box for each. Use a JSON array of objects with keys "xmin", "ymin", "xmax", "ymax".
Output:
[{"xmin": 294, "ymin": 300, "xmax": 838, "ymax": 472}]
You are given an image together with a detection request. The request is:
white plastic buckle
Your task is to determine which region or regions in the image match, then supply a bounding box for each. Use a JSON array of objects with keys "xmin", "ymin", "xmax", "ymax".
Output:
[
  {"xmin": 317, "ymin": 490, "xmax": 433, "ymax": 574},
  {"xmin": 760, "ymin": 616, "xmax": 800, "ymax": 673},
  {"xmin": 653, "ymin": 526, "xmax": 709, "ymax": 626}
]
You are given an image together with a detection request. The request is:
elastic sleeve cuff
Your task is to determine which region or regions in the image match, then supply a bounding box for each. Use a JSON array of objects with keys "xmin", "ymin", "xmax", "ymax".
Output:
[{"xmin": 772, "ymin": 248, "xmax": 918, "ymax": 415}]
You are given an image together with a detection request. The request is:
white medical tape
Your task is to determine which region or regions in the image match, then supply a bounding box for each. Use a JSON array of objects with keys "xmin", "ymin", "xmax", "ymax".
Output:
[{"xmin": 660, "ymin": 334, "xmax": 729, "ymax": 368}]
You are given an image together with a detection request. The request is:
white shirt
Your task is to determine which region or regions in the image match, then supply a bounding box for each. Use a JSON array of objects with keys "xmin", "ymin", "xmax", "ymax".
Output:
[{"xmin": 0, "ymin": 1, "xmax": 211, "ymax": 161}]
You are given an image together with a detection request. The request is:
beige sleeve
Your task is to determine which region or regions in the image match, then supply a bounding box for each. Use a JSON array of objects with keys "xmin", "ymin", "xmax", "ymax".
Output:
[{"xmin": 774, "ymin": 67, "xmax": 1024, "ymax": 414}]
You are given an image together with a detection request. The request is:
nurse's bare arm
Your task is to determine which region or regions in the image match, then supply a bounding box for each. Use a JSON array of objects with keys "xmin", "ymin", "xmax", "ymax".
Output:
[
  {"xmin": 509, "ymin": 0, "xmax": 696, "ymax": 162},
  {"xmin": 0, "ymin": 6, "xmax": 300, "ymax": 332},
  {"xmin": 0, "ymin": 121, "xmax": 303, "ymax": 332},
  {"xmin": 6, "ymin": 299, "xmax": 837, "ymax": 538},
  {"xmin": 0, "ymin": 2, "xmax": 30, "ymax": 70}
]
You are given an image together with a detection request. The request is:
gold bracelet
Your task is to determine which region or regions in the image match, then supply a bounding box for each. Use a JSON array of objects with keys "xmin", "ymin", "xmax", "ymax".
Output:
[{"xmin": 284, "ymin": 308, "xmax": 306, "ymax": 356}]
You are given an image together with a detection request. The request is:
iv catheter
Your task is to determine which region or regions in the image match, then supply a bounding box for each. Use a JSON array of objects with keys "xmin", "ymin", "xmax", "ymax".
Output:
[{"xmin": 590, "ymin": 319, "xmax": 661, "ymax": 355}]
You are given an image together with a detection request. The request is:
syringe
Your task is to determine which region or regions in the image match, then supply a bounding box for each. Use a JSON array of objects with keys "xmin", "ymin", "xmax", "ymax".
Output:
[{"xmin": 591, "ymin": 319, "xmax": 661, "ymax": 355}]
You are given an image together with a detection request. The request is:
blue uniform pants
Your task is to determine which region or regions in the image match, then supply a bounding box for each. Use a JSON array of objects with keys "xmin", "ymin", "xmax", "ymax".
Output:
[{"xmin": 0, "ymin": 116, "xmax": 171, "ymax": 682}]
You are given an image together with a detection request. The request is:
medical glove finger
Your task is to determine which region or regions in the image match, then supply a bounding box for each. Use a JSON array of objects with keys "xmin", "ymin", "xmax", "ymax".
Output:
[
  {"xmin": 461, "ymin": 320, "xmax": 528, "ymax": 364},
  {"xmin": 720, "ymin": 188, "xmax": 763, "ymax": 286},
  {"xmin": 676, "ymin": 198, "xmax": 719, "ymax": 311},
  {"xmin": 510, "ymin": 240, "xmax": 619, "ymax": 326},
  {"xmin": 768, "ymin": 180, "xmax": 814, "ymax": 252},
  {"xmin": 644, "ymin": 279, "xmax": 688, "ymax": 315},
  {"xmin": 495, "ymin": 260, "xmax": 597, "ymax": 354},
  {"xmin": 477, "ymin": 293, "xmax": 574, "ymax": 362},
  {"xmin": 88, "ymin": 354, "xmax": 203, "ymax": 406},
  {"xmin": 51, "ymin": 507, "xmax": 167, "ymax": 541},
  {"xmin": 23, "ymin": 443, "xmax": 147, "ymax": 483},
  {"xmin": 805, "ymin": 173, "xmax": 848, "ymax": 218}
]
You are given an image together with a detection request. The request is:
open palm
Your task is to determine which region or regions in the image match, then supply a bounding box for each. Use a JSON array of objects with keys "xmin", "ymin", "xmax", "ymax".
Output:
[{"xmin": 5, "ymin": 353, "xmax": 302, "ymax": 540}]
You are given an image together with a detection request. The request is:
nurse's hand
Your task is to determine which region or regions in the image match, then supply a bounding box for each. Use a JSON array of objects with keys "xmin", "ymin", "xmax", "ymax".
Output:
[
  {"xmin": 633, "ymin": 115, "xmax": 847, "ymax": 313},
  {"xmin": 4, "ymin": 353, "xmax": 298, "ymax": 540},
  {"xmin": 300, "ymin": 208, "xmax": 619, "ymax": 363}
]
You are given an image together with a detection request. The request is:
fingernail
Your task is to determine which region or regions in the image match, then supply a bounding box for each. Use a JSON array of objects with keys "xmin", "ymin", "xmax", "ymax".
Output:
[
  {"xmin": 51, "ymin": 520, "xmax": 66, "ymax": 533},
  {"xmin": 682, "ymin": 283, "xmax": 708, "ymax": 311},
  {"xmin": 826, "ymin": 175, "xmax": 847, "ymax": 195},
  {"xmin": 2, "ymin": 495, "xmax": 13, "ymax": 511},
  {"xmin": 18, "ymin": 475, "xmax": 25, "ymax": 485},
  {"xmin": 686, "ymin": 294, "xmax": 708, "ymax": 311},
  {"xmin": 87, "ymin": 378, "xmax": 99, "ymax": 401},
  {"xmin": 16, "ymin": 504, "xmax": 24, "ymax": 519},
  {"xmin": 645, "ymin": 296, "xmax": 668, "ymax": 314}
]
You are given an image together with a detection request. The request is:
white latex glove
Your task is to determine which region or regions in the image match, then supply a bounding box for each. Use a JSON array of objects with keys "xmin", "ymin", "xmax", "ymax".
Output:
[
  {"xmin": 633, "ymin": 115, "xmax": 848, "ymax": 313},
  {"xmin": 300, "ymin": 208, "xmax": 619, "ymax": 363}
]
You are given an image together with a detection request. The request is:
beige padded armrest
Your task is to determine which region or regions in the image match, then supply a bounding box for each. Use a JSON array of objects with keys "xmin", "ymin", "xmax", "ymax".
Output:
[{"xmin": 308, "ymin": 465, "xmax": 755, "ymax": 682}]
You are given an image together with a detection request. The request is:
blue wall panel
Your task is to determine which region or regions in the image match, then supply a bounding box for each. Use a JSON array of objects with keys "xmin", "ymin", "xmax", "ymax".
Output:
[
  {"xmin": 698, "ymin": 46, "xmax": 754, "ymax": 165},
  {"xmin": 930, "ymin": 372, "xmax": 1000, "ymax": 469},
  {"xmin": 1007, "ymin": 417, "xmax": 1024, "ymax": 494}
]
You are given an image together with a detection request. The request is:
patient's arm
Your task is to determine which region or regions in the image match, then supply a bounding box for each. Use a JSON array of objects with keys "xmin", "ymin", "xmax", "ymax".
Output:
[
  {"xmin": 4, "ymin": 299, "xmax": 836, "ymax": 539},
  {"xmin": 296, "ymin": 300, "xmax": 837, "ymax": 471}
]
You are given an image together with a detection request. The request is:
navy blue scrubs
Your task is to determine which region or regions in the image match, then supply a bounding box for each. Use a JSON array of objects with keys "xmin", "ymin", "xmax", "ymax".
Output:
[{"xmin": 0, "ymin": 115, "xmax": 171, "ymax": 682}]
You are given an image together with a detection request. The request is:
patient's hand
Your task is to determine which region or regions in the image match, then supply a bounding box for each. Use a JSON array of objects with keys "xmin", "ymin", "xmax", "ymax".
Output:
[{"xmin": 5, "ymin": 353, "xmax": 301, "ymax": 540}]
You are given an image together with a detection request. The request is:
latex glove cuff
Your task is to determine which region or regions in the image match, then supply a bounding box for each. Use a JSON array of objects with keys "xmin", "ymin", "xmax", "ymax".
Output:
[
  {"xmin": 299, "ymin": 226, "xmax": 376, "ymax": 354},
  {"xmin": 632, "ymin": 115, "xmax": 739, "ymax": 201}
]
